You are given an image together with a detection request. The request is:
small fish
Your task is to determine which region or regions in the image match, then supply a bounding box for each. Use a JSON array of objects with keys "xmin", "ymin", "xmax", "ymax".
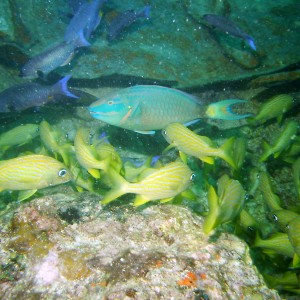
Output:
[
  {"xmin": 238, "ymin": 209, "xmax": 259, "ymax": 232},
  {"xmin": 74, "ymin": 128, "xmax": 111, "ymax": 178},
  {"xmin": 203, "ymin": 14, "xmax": 256, "ymax": 51},
  {"xmin": 0, "ymin": 75, "xmax": 77, "ymax": 113},
  {"xmin": 0, "ymin": 124, "xmax": 39, "ymax": 150},
  {"xmin": 88, "ymin": 85, "xmax": 251, "ymax": 134},
  {"xmin": 101, "ymin": 161, "xmax": 195, "ymax": 206},
  {"xmin": 0, "ymin": 154, "xmax": 71, "ymax": 195},
  {"xmin": 253, "ymin": 232, "xmax": 295, "ymax": 258},
  {"xmin": 65, "ymin": 0, "xmax": 106, "ymax": 43},
  {"xmin": 272, "ymin": 209, "xmax": 300, "ymax": 231},
  {"xmin": 21, "ymin": 38, "xmax": 89, "ymax": 78},
  {"xmin": 259, "ymin": 120, "xmax": 298, "ymax": 162},
  {"xmin": 203, "ymin": 174, "xmax": 245, "ymax": 234},
  {"xmin": 287, "ymin": 217, "xmax": 300, "ymax": 258},
  {"xmin": 162, "ymin": 123, "xmax": 236, "ymax": 168},
  {"xmin": 258, "ymin": 172, "xmax": 282, "ymax": 211},
  {"xmin": 249, "ymin": 94, "xmax": 294, "ymax": 125},
  {"xmin": 231, "ymin": 137, "xmax": 247, "ymax": 173},
  {"xmin": 108, "ymin": 5, "xmax": 151, "ymax": 41}
]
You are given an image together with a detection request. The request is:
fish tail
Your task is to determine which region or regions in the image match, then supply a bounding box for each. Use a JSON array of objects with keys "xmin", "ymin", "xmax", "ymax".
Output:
[
  {"xmin": 75, "ymin": 29, "xmax": 91, "ymax": 47},
  {"xmin": 54, "ymin": 75, "xmax": 78, "ymax": 99},
  {"xmin": 219, "ymin": 137, "xmax": 236, "ymax": 169},
  {"xmin": 142, "ymin": 5, "xmax": 151, "ymax": 19},
  {"xmin": 101, "ymin": 169, "xmax": 127, "ymax": 204},
  {"xmin": 245, "ymin": 35, "xmax": 256, "ymax": 51},
  {"xmin": 206, "ymin": 99, "xmax": 253, "ymax": 120},
  {"xmin": 259, "ymin": 141, "xmax": 272, "ymax": 162}
]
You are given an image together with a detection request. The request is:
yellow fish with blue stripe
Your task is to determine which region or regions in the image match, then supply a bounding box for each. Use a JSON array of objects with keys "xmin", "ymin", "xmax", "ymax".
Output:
[
  {"xmin": 101, "ymin": 161, "xmax": 195, "ymax": 206},
  {"xmin": 162, "ymin": 122, "xmax": 236, "ymax": 168},
  {"xmin": 89, "ymin": 85, "xmax": 251, "ymax": 134},
  {"xmin": 0, "ymin": 154, "xmax": 71, "ymax": 200}
]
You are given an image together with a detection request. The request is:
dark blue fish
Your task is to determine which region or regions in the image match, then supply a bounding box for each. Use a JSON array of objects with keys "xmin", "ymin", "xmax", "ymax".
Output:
[
  {"xmin": 65, "ymin": 0, "xmax": 107, "ymax": 44},
  {"xmin": 108, "ymin": 5, "xmax": 151, "ymax": 41},
  {"xmin": 203, "ymin": 14, "xmax": 256, "ymax": 51},
  {"xmin": 21, "ymin": 36, "xmax": 89, "ymax": 78},
  {"xmin": 0, "ymin": 75, "xmax": 77, "ymax": 113}
]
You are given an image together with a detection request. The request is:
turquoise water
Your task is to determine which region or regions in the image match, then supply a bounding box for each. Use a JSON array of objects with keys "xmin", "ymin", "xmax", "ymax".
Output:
[{"xmin": 0, "ymin": 0, "xmax": 300, "ymax": 297}]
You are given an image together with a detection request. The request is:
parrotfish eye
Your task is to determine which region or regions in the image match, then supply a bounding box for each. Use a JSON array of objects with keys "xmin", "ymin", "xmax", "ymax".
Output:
[
  {"xmin": 58, "ymin": 168, "xmax": 67, "ymax": 177},
  {"xmin": 190, "ymin": 173, "xmax": 196, "ymax": 181}
]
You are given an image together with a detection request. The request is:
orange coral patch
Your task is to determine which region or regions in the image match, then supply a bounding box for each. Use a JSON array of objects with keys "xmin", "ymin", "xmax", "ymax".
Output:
[{"xmin": 177, "ymin": 271, "xmax": 197, "ymax": 288}]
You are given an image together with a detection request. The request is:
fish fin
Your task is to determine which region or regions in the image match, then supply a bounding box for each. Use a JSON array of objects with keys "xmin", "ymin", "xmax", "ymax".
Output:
[
  {"xmin": 88, "ymin": 168, "xmax": 101, "ymax": 179},
  {"xmin": 206, "ymin": 99, "xmax": 252, "ymax": 120},
  {"xmin": 203, "ymin": 185, "xmax": 220, "ymax": 234},
  {"xmin": 75, "ymin": 29, "xmax": 91, "ymax": 47},
  {"xmin": 245, "ymin": 36, "xmax": 256, "ymax": 51},
  {"xmin": 184, "ymin": 119, "xmax": 200, "ymax": 127},
  {"xmin": 160, "ymin": 197, "xmax": 174, "ymax": 203},
  {"xmin": 199, "ymin": 156, "xmax": 215, "ymax": 165},
  {"xmin": 76, "ymin": 186, "xmax": 84, "ymax": 192},
  {"xmin": 219, "ymin": 137, "xmax": 236, "ymax": 169},
  {"xmin": 61, "ymin": 52, "xmax": 75, "ymax": 67},
  {"xmin": 181, "ymin": 189, "xmax": 196, "ymax": 200},
  {"xmin": 274, "ymin": 151, "xmax": 282, "ymax": 159},
  {"xmin": 0, "ymin": 187, "xmax": 4, "ymax": 193},
  {"xmin": 292, "ymin": 253, "xmax": 300, "ymax": 269},
  {"xmin": 134, "ymin": 130, "xmax": 155, "ymax": 135},
  {"xmin": 141, "ymin": 5, "xmax": 151, "ymax": 19},
  {"xmin": 259, "ymin": 141, "xmax": 272, "ymax": 162},
  {"xmin": 53, "ymin": 75, "xmax": 78, "ymax": 99},
  {"xmin": 18, "ymin": 189, "xmax": 37, "ymax": 201},
  {"xmin": 133, "ymin": 195, "xmax": 150, "ymax": 206},
  {"xmin": 179, "ymin": 151, "xmax": 188, "ymax": 164}
]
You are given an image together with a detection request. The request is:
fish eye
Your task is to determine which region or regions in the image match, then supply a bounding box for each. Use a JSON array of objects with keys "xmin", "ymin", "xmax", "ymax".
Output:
[
  {"xmin": 58, "ymin": 168, "xmax": 67, "ymax": 177},
  {"xmin": 272, "ymin": 214, "xmax": 278, "ymax": 222},
  {"xmin": 162, "ymin": 130, "xmax": 167, "ymax": 135},
  {"xmin": 190, "ymin": 173, "xmax": 196, "ymax": 181}
]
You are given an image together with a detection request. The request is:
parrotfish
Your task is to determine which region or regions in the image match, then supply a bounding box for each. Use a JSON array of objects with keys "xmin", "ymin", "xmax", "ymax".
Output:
[
  {"xmin": 101, "ymin": 161, "xmax": 194, "ymax": 206},
  {"xmin": 21, "ymin": 37, "xmax": 89, "ymax": 78},
  {"xmin": 0, "ymin": 75, "xmax": 77, "ymax": 113},
  {"xmin": 259, "ymin": 120, "xmax": 298, "ymax": 162},
  {"xmin": 108, "ymin": 5, "xmax": 151, "ymax": 41},
  {"xmin": 203, "ymin": 14, "xmax": 256, "ymax": 51},
  {"xmin": 249, "ymin": 94, "xmax": 294, "ymax": 125},
  {"xmin": 65, "ymin": 0, "xmax": 106, "ymax": 43},
  {"xmin": 88, "ymin": 85, "xmax": 251, "ymax": 134},
  {"xmin": 162, "ymin": 122, "xmax": 236, "ymax": 168},
  {"xmin": 0, "ymin": 154, "xmax": 71, "ymax": 199}
]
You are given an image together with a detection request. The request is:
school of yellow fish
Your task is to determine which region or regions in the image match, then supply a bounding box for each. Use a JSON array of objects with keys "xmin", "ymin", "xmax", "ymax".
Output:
[{"xmin": 0, "ymin": 92, "xmax": 299, "ymax": 294}]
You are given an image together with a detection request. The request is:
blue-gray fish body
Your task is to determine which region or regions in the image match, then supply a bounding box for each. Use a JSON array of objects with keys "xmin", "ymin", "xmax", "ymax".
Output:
[
  {"xmin": 68, "ymin": 0, "xmax": 85, "ymax": 14},
  {"xmin": 0, "ymin": 75, "xmax": 77, "ymax": 112},
  {"xmin": 21, "ymin": 38, "xmax": 88, "ymax": 78},
  {"xmin": 108, "ymin": 5, "xmax": 150, "ymax": 41},
  {"xmin": 65, "ymin": 0, "xmax": 106, "ymax": 43},
  {"xmin": 203, "ymin": 14, "xmax": 256, "ymax": 51}
]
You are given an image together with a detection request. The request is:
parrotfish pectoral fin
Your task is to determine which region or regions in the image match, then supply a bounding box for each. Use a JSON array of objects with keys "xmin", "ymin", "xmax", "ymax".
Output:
[
  {"xmin": 18, "ymin": 189, "xmax": 37, "ymax": 202},
  {"xmin": 206, "ymin": 99, "xmax": 253, "ymax": 120}
]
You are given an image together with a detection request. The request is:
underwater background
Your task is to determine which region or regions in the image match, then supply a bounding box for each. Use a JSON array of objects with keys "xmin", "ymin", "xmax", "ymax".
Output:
[{"xmin": 0, "ymin": 0, "xmax": 300, "ymax": 299}]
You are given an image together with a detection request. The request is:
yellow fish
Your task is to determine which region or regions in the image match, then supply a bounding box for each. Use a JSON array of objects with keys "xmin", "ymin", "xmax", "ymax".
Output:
[
  {"xmin": 0, "ymin": 124, "xmax": 39, "ymax": 151},
  {"xmin": 203, "ymin": 174, "xmax": 245, "ymax": 234},
  {"xmin": 287, "ymin": 216, "xmax": 300, "ymax": 258},
  {"xmin": 74, "ymin": 128, "xmax": 111, "ymax": 178},
  {"xmin": 0, "ymin": 154, "xmax": 71, "ymax": 200},
  {"xmin": 101, "ymin": 161, "xmax": 195, "ymax": 206},
  {"xmin": 293, "ymin": 158, "xmax": 300, "ymax": 200},
  {"xmin": 162, "ymin": 123, "xmax": 235, "ymax": 168},
  {"xmin": 249, "ymin": 94, "xmax": 294, "ymax": 125}
]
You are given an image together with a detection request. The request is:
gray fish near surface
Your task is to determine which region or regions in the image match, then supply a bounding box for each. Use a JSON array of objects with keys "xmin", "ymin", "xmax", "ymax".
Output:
[
  {"xmin": 108, "ymin": 5, "xmax": 151, "ymax": 41},
  {"xmin": 21, "ymin": 37, "xmax": 89, "ymax": 78},
  {"xmin": 65, "ymin": 0, "xmax": 107, "ymax": 44},
  {"xmin": 203, "ymin": 14, "xmax": 256, "ymax": 51},
  {"xmin": 0, "ymin": 75, "xmax": 77, "ymax": 113}
]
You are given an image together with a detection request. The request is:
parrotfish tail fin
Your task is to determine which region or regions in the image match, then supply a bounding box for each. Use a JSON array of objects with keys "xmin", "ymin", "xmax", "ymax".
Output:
[
  {"xmin": 245, "ymin": 35, "xmax": 256, "ymax": 51},
  {"xmin": 54, "ymin": 75, "xmax": 79, "ymax": 99},
  {"xmin": 203, "ymin": 185, "xmax": 220, "ymax": 234},
  {"xmin": 206, "ymin": 99, "xmax": 253, "ymax": 121},
  {"xmin": 139, "ymin": 5, "xmax": 151, "ymax": 19},
  {"xmin": 219, "ymin": 137, "xmax": 236, "ymax": 169},
  {"xmin": 101, "ymin": 169, "xmax": 127, "ymax": 205},
  {"xmin": 75, "ymin": 29, "xmax": 91, "ymax": 47},
  {"xmin": 259, "ymin": 141, "xmax": 272, "ymax": 162}
]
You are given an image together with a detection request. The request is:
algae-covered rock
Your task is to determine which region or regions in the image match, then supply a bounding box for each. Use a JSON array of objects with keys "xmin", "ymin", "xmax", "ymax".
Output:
[{"xmin": 0, "ymin": 194, "xmax": 280, "ymax": 299}]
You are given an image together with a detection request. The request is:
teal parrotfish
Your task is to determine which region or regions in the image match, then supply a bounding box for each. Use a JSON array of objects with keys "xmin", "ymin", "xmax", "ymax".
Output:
[{"xmin": 88, "ymin": 85, "xmax": 251, "ymax": 134}]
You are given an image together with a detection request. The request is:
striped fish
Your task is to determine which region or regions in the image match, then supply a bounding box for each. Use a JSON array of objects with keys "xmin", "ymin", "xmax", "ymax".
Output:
[
  {"xmin": 0, "ymin": 124, "xmax": 39, "ymax": 150},
  {"xmin": 250, "ymin": 94, "xmax": 294, "ymax": 125},
  {"xmin": 0, "ymin": 154, "xmax": 71, "ymax": 192},
  {"xmin": 101, "ymin": 161, "xmax": 194, "ymax": 206},
  {"xmin": 163, "ymin": 122, "xmax": 236, "ymax": 168},
  {"xmin": 288, "ymin": 216, "xmax": 300, "ymax": 257},
  {"xmin": 74, "ymin": 128, "xmax": 110, "ymax": 178}
]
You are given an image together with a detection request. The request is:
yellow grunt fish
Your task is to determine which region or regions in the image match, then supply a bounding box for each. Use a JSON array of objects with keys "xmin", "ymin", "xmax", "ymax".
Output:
[
  {"xmin": 162, "ymin": 123, "xmax": 236, "ymax": 168},
  {"xmin": 0, "ymin": 124, "xmax": 39, "ymax": 151},
  {"xmin": 0, "ymin": 154, "xmax": 71, "ymax": 199},
  {"xmin": 74, "ymin": 128, "xmax": 111, "ymax": 178},
  {"xmin": 249, "ymin": 94, "xmax": 294, "ymax": 125},
  {"xmin": 259, "ymin": 120, "xmax": 298, "ymax": 162},
  {"xmin": 101, "ymin": 161, "xmax": 195, "ymax": 206},
  {"xmin": 272, "ymin": 209, "xmax": 300, "ymax": 231},
  {"xmin": 293, "ymin": 157, "xmax": 300, "ymax": 200}
]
